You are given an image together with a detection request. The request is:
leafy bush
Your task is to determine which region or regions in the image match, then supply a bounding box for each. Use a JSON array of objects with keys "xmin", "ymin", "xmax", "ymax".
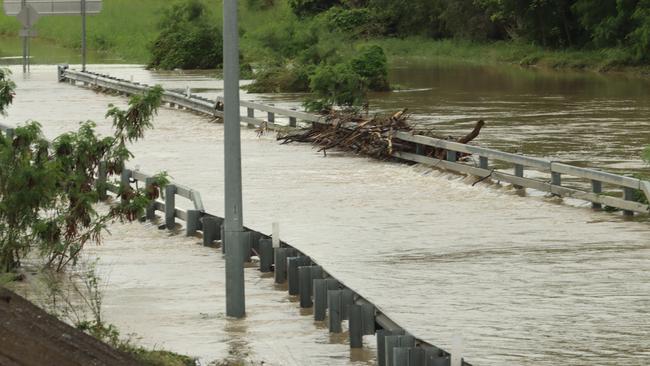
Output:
[
  {"xmin": 350, "ymin": 45, "xmax": 389, "ymax": 91},
  {"xmin": 0, "ymin": 82, "xmax": 166, "ymax": 272},
  {"xmin": 246, "ymin": 63, "xmax": 313, "ymax": 93},
  {"xmin": 305, "ymin": 62, "xmax": 366, "ymax": 110},
  {"xmin": 321, "ymin": 7, "xmax": 383, "ymax": 37},
  {"xmin": 0, "ymin": 69, "xmax": 15, "ymax": 116},
  {"xmin": 148, "ymin": 0, "xmax": 223, "ymax": 70}
]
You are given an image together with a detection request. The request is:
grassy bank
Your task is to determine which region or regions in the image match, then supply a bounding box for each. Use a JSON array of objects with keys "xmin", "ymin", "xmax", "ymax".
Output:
[
  {"xmin": 361, "ymin": 37, "xmax": 649, "ymax": 74},
  {"xmin": 1, "ymin": 0, "xmax": 648, "ymax": 76}
]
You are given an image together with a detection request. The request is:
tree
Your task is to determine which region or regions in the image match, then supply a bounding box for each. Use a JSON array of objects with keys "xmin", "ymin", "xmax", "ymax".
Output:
[
  {"xmin": 0, "ymin": 69, "xmax": 15, "ymax": 115},
  {"xmin": 0, "ymin": 72, "xmax": 167, "ymax": 272},
  {"xmin": 148, "ymin": 0, "xmax": 223, "ymax": 70}
]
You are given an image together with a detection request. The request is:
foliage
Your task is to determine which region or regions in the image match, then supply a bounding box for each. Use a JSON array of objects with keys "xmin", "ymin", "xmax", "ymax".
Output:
[
  {"xmin": 148, "ymin": 0, "xmax": 223, "ymax": 70},
  {"xmin": 350, "ymin": 45, "xmax": 389, "ymax": 91},
  {"xmin": 320, "ymin": 6, "xmax": 383, "ymax": 37},
  {"xmin": 305, "ymin": 62, "xmax": 366, "ymax": 111},
  {"xmin": 0, "ymin": 80, "xmax": 165, "ymax": 272},
  {"xmin": 0, "ymin": 68, "xmax": 15, "ymax": 116},
  {"xmin": 643, "ymin": 146, "xmax": 650, "ymax": 164},
  {"xmin": 289, "ymin": 0, "xmax": 342, "ymax": 17}
]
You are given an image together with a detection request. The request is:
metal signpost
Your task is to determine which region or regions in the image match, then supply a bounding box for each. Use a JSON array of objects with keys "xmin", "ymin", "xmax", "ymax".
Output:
[
  {"xmin": 223, "ymin": 0, "xmax": 246, "ymax": 318},
  {"xmin": 3, "ymin": 0, "xmax": 102, "ymax": 72}
]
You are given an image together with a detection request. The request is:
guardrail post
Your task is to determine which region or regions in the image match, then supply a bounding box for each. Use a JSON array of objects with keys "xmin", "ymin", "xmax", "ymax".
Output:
[
  {"xmin": 313, "ymin": 279, "xmax": 327, "ymax": 321},
  {"xmin": 409, "ymin": 348, "xmax": 425, "ymax": 365},
  {"xmin": 349, "ymin": 304, "xmax": 363, "ymax": 348},
  {"xmin": 97, "ymin": 161, "xmax": 108, "ymax": 201},
  {"xmin": 202, "ymin": 216, "xmax": 219, "ymax": 246},
  {"xmin": 298, "ymin": 266, "xmax": 313, "ymax": 308},
  {"xmin": 247, "ymin": 107, "xmax": 255, "ymax": 128},
  {"xmin": 186, "ymin": 210, "xmax": 201, "ymax": 236},
  {"xmin": 393, "ymin": 347, "xmax": 409, "ymax": 365},
  {"xmin": 514, "ymin": 164, "xmax": 524, "ymax": 189},
  {"xmin": 267, "ymin": 105, "xmax": 275, "ymax": 125},
  {"xmin": 274, "ymin": 247, "xmax": 289, "ymax": 283},
  {"xmin": 362, "ymin": 303, "xmax": 376, "ymax": 335},
  {"xmin": 377, "ymin": 330, "xmax": 388, "ymax": 366},
  {"xmin": 446, "ymin": 150, "xmax": 457, "ymax": 162},
  {"xmin": 328, "ymin": 290, "xmax": 342, "ymax": 333},
  {"xmin": 591, "ymin": 180, "xmax": 602, "ymax": 209},
  {"xmin": 145, "ymin": 177, "xmax": 156, "ymax": 221},
  {"xmin": 479, "ymin": 156, "xmax": 488, "ymax": 169},
  {"xmin": 5, "ymin": 128, "xmax": 14, "ymax": 140},
  {"xmin": 289, "ymin": 108, "xmax": 297, "ymax": 127},
  {"xmin": 427, "ymin": 353, "xmax": 451, "ymax": 366},
  {"xmin": 120, "ymin": 169, "xmax": 131, "ymax": 204},
  {"xmin": 551, "ymin": 172, "xmax": 562, "ymax": 186},
  {"xmin": 385, "ymin": 335, "xmax": 400, "ymax": 366},
  {"xmin": 259, "ymin": 238, "xmax": 273, "ymax": 272},
  {"xmin": 340, "ymin": 289, "xmax": 354, "ymax": 320},
  {"xmin": 416, "ymin": 144, "xmax": 424, "ymax": 155},
  {"xmin": 57, "ymin": 64, "xmax": 68, "ymax": 82},
  {"xmin": 288, "ymin": 256, "xmax": 309, "ymax": 295},
  {"xmin": 164, "ymin": 185, "xmax": 176, "ymax": 229},
  {"xmin": 623, "ymin": 188, "xmax": 635, "ymax": 216}
]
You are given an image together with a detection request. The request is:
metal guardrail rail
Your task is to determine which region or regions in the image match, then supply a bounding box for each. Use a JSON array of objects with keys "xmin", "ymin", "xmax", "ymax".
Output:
[{"xmin": 59, "ymin": 66, "xmax": 650, "ymax": 216}]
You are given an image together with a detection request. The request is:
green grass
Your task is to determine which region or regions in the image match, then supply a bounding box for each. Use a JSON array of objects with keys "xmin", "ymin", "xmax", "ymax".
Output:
[
  {"xmin": 359, "ymin": 37, "xmax": 646, "ymax": 73},
  {"xmin": 0, "ymin": 0, "xmax": 211, "ymax": 63}
]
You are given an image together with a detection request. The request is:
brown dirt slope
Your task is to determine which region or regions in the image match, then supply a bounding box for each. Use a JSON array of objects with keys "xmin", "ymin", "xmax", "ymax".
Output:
[{"xmin": 0, "ymin": 288, "xmax": 141, "ymax": 366}]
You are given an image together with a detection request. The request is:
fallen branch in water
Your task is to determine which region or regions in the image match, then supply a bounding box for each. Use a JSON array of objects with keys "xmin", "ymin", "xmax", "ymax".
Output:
[{"xmin": 277, "ymin": 109, "xmax": 485, "ymax": 161}]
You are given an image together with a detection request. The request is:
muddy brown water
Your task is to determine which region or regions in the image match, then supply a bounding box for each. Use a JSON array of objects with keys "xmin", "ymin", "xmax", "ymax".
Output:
[{"xmin": 3, "ymin": 63, "xmax": 650, "ymax": 366}]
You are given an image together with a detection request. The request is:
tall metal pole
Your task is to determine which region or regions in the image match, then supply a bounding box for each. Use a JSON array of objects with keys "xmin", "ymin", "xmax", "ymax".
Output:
[
  {"xmin": 81, "ymin": 0, "xmax": 87, "ymax": 72},
  {"xmin": 21, "ymin": 0, "xmax": 26, "ymax": 73},
  {"xmin": 223, "ymin": 0, "xmax": 245, "ymax": 318}
]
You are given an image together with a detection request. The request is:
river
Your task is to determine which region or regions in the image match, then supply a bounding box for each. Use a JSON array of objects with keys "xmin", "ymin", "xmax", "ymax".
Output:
[{"xmin": 2, "ymin": 62, "xmax": 650, "ymax": 366}]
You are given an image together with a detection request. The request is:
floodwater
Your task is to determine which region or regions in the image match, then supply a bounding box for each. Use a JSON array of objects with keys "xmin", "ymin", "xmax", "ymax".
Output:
[{"xmin": 3, "ymin": 63, "xmax": 650, "ymax": 366}]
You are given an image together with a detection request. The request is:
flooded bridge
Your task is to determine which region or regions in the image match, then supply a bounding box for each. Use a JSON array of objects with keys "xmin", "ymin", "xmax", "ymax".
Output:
[{"xmin": 3, "ymin": 64, "xmax": 649, "ymax": 366}]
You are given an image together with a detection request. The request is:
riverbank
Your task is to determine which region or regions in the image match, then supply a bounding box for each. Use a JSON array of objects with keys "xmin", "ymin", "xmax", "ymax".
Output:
[{"xmin": 361, "ymin": 37, "xmax": 650, "ymax": 76}]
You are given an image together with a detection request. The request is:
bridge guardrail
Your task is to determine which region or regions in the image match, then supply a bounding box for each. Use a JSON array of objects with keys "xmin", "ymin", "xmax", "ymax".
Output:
[{"xmin": 60, "ymin": 66, "xmax": 650, "ymax": 215}]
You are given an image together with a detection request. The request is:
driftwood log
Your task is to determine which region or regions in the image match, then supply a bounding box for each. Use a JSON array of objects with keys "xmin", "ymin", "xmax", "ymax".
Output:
[{"xmin": 277, "ymin": 109, "xmax": 484, "ymax": 161}]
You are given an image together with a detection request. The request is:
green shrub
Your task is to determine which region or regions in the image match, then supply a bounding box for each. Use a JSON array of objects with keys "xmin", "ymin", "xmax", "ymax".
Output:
[
  {"xmin": 0, "ymin": 83, "xmax": 166, "ymax": 272},
  {"xmin": 247, "ymin": 63, "xmax": 313, "ymax": 93},
  {"xmin": 0, "ymin": 68, "xmax": 15, "ymax": 115},
  {"xmin": 350, "ymin": 45, "xmax": 390, "ymax": 91},
  {"xmin": 321, "ymin": 7, "xmax": 383, "ymax": 37},
  {"xmin": 305, "ymin": 62, "xmax": 366, "ymax": 111},
  {"xmin": 148, "ymin": 0, "xmax": 223, "ymax": 70}
]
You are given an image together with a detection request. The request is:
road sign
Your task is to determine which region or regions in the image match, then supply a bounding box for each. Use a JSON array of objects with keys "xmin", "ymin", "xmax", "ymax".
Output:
[
  {"xmin": 3, "ymin": 0, "xmax": 102, "ymax": 16},
  {"xmin": 16, "ymin": 4, "xmax": 39, "ymax": 28}
]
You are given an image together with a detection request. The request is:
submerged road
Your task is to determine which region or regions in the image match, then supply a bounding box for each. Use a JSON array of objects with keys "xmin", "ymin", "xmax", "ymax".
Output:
[{"xmin": 5, "ymin": 65, "xmax": 650, "ymax": 366}]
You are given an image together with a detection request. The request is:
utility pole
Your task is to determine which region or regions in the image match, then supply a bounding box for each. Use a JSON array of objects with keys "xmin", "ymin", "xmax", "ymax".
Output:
[
  {"xmin": 223, "ymin": 0, "xmax": 246, "ymax": 318},
  {"xmin": 21, "ymin": 0, "xmax": 26, "ymax": 73},
  {"xmin": 81, "ymin": 0, "xmax": 87, "ymax": 72}
]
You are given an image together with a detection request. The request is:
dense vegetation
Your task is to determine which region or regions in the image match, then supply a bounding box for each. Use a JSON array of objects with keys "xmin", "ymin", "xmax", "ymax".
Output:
[
  {"xmin": 287, "ymin": 0, "xmax": 650, "ymax": 66},
  {"xmin": 1, "ymin": 0, "xmax": 649, "ymax": 70},
  {"xmin": 0, "ymin": 69, "xmax": 168, "ymax": 272},
  {"xmin": 148, "ymin": 0, "xmax": 223, "ymax": 70}
]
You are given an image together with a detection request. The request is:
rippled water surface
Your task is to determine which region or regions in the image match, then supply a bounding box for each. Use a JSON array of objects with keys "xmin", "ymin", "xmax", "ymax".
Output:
[{"xmin": 3, "ymin": 64, "xmax": 650, "ymax": 366}]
